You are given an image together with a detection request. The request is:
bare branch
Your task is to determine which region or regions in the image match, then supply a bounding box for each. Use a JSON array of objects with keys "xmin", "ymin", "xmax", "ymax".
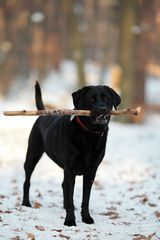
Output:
[{"xmin": 3, "ymin": 107, "xmax": 141, "ymax": 117}]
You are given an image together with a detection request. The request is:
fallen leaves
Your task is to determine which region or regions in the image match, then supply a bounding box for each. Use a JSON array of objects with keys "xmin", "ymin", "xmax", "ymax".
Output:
[
  {"xmin": 131, "ymin": 194, "xmax": 157, "ymax": 207},
  {"xmin": 0, "ymin": 210, "xmax": 13, "ymax": 214},
  {"xmin": 154, "ymin": 211, "xmax": 160, "ymax": 220},
  {"xmin": 35, "ymin": 225, "xmax": 45, "ymax": 231},
  {"xmin": 51, "ymin": 229, "xmax": 62, "ymax": 233},
  {"xmin": 13, "ymin": 228, "xmax": 22, "ymax": 233},
  {"xmin": 132, "ymin": 232, "xmax": 156, "ymax": 240},
  {"xmin": 33, "ymin": 202, "xmax": 42, "ymax": 209},
  {"xmin": 9, "ymin": 236, "xmax": 20, "ymax": 240},
  {"xmin": 140, "ymin": 195, "xmax": 148, "ymax": 204},
  {"xmin": 100, "ymin": 210, "xmax": 119, "ymax": 219},
  {"xmin": 121, "ymin": 221, "xmax": 131, "ymax": 226},
  {"xmin": 51, "ymin": 229, "xmax": 71, "ymax": 239},
  {"xmin": 27, "ymin": 233, "xmax": 36, "ymax": 240},
  {"xmin": 94, "ymin": 180, "xmax": 104, "ymax": 190},
  {"xmin": 59, "ymin": 233, "xmax": 70, "ymax": 239},
  {"xmin": 0, "ymin": 194, "xmax": 7, "ymax": 199},
  {"xmin": 148, "ymin": 202, "xmax": 157, "ymax": 207}
]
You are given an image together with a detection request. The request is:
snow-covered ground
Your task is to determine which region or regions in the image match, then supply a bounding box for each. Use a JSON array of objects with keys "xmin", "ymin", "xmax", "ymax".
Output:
[
  {"xmin": 0, "ymin": 61, "xmax": 160, "ymax": 239},
  {"xmin": 0, "ymin": 114, "xmax": 160, "ymax": 240}
]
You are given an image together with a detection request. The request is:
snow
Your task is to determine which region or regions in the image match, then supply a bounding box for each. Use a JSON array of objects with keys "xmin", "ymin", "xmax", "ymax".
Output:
[
  {"xmin": 0, "ymin": 61, "xmax": 160, "ymax": 239},
  {"xmin": 145, "ymin": 75, "xmax": 160, "ymax": 104},
  {"xmin": 0, "ymin": 114, "xmax": 160, "ymax": 239}
]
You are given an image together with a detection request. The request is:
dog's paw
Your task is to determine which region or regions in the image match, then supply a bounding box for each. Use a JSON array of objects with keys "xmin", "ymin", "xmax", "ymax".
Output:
[
  {"xmin": 82, "ymin": 216, "xmax": 94, "ymax": 224},
  {"xmin": 22, "ymin": 201, "xmax": 32, "ymax": 207},
  {"xmin": 64, "ymin": 219, "xmax": 76, "ymax": 227}
]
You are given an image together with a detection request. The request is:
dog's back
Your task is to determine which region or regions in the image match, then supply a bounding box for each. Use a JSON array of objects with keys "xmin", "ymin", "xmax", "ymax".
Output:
[{"xmin": 33, "ymin": 82, "xmax": 70, "ymax": 166}]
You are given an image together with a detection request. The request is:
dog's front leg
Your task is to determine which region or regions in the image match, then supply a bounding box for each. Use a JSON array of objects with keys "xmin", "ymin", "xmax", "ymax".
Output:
[
  {"xmin": 63, "ymin": 170, "xmax": 76, "ymax": 226},
  {"xmin": 81, "ymin": 173, "xmax": 95, "ymax": 224}
]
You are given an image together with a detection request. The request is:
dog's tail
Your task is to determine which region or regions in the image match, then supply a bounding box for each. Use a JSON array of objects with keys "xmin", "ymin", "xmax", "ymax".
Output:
[{"xmin": 35, "ymin": 81, "xmax": 45, "ymax": 110}]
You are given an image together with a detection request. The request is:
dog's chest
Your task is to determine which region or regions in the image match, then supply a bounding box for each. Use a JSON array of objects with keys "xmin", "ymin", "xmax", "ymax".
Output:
[
  {"xmin": 69, "ymin": 136, "xmax": 105, "ymax": 175},
  {"xmin": 71, "ymin": 153, "xmax": 96, "ymax": 175}
]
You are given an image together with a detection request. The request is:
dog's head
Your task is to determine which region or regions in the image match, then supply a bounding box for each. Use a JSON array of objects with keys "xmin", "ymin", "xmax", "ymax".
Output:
[{"xmin": 72, "ymin": 86, "xmax": 121, "ymax": 125}]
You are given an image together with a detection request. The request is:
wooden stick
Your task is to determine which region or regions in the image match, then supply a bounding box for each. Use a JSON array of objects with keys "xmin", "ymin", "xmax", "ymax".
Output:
[{"xmin": 3, "ymin": 106, "xmax": 141, "ymax": 117}]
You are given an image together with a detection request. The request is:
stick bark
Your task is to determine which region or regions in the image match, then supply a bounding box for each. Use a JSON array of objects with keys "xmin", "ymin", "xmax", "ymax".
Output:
[{"xmin": 4, "ymin": 107, "xmax": 141, "ymax": 117}]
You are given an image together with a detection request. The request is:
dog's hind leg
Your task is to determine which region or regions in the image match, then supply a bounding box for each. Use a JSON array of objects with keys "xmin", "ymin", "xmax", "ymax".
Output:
[
  {"xmin": 22, "ymin": 128, "xmax": 44, "ymax": 207},
  {"xmin": 63, "ymin": 171, "xmax": 76, "ymax": 226},
  {"xmin": 62, "ymin": 181, "xmax": 66, "ymax": 209}
]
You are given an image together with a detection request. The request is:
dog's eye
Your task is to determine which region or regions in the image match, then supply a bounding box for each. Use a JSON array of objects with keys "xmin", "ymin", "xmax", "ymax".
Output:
[
  {"xmin": 102, "ymin": 95, "xmax": 108, "ymax": 101},
  {"xmin": 90, "ymin": 96, "xmax": 96, "ymax": 103},
  {"xmin": 90, "ymin": 98, "xmax": 95, "ymax": 103}
]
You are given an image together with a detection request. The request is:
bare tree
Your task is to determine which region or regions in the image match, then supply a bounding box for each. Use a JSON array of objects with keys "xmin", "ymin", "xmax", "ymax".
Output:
[
  {"xmin": 118, "ymin": 0, "xmax": 155, "ymax": 122},
  {"xmin": 61, "ymin": 0, "xmax": 86, "ymax": 87}
]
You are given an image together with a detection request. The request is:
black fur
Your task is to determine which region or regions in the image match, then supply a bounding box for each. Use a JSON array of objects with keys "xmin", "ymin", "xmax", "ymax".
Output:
[
  {"xmin": 35, "ymin": 81, "xmax": 45, "ymax": 110},
  {"xmin": 22, "ymin": 82, "xmax": 121, "ymax": 226}
]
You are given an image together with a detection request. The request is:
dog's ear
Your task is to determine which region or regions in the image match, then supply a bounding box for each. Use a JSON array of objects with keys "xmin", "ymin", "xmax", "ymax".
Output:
[
  {"xmin": 72, "ymin": 87, "xmax": 89, "ymax": 109},
  {"xmin": 104, "ymin": 86, "xmax": 121, "ymax": 110},
  {"xmin": 72, "ymin": 89, "xmax": 82, "ymax": 109}
]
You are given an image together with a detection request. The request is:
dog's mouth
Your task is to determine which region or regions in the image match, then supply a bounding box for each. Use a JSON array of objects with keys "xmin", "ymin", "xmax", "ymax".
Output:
[{"xmin": 92, "ymin": 114, "xmax": 110, "ymax": 125}]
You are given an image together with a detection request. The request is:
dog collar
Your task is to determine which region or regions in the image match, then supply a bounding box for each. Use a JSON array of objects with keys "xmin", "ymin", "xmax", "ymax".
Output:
[
  {"xmin": 76, "ymin": 116, "xmax": 90, "ymax": 132},
  {"xmin": 76, "ymin": 117, "xmax": 105, "ymax": 136}
]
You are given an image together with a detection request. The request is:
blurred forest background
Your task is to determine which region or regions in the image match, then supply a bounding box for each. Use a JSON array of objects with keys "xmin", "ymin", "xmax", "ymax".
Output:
[{"xmin": 0, "ymin": 0, "xmax": 160, "ymax": 122}]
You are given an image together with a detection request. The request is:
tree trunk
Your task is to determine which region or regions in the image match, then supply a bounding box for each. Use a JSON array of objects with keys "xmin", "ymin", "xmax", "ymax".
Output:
[
  {"xmin": 61, "ymin": 0, "xmax": 86, "ymax": 88},
  {"xmin": 118, "ymin": 0, "xmax": 140, "ymax": 122},
  {"xmin": 133, "ymin": 0, "xmax": 155, "ymax": 117},
  {"xmin": 118, "ymin": 0, "xmax": 155, "ymax": 123}
]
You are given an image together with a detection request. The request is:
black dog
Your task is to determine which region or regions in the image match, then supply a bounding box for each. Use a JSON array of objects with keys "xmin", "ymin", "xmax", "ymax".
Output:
[{"xmin": 22, "ymin": 82, "xmax": 121, "ymax": 226}]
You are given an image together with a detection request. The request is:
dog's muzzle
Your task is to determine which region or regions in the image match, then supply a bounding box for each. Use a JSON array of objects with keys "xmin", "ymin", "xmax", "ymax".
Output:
[{"xmin": 91, "ymin": 107, "xmax": 110, "ymax": 125}]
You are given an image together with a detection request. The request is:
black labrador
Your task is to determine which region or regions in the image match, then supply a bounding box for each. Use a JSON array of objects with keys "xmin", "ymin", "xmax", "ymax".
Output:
[{"xmin": 22, "ymin": 82, "xmax": 121, "ymax": 226}]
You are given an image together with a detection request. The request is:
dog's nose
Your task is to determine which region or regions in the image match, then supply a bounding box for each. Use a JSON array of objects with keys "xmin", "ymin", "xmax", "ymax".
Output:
[{"xmin": 99, "ymin": 107, "xmax": 107, "ymax": 114}]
